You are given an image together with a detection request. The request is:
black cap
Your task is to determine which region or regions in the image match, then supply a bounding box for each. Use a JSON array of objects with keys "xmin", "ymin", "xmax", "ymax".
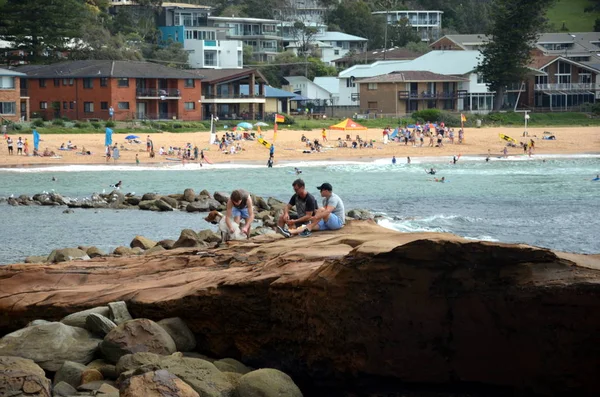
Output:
[{"xmin": 316, "ymin": 183, "xmax": 333, "ymax": 191}]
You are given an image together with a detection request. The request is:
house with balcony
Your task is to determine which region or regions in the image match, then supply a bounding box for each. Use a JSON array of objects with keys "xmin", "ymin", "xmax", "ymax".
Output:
[
  {"xmin": 16, "ymin": 60, "xmax": 202, "ymax": 121},
  {"xmin": 158, "ymin": 4, "xmax": 243, "ymax": 69},
  {"xmin": 0, "ymin": 68, "xmax": 28, "ymax": 123},
  {"xmin": 209, "ymin": 16, "xmax": 283, "ymax": 63},
  {"xmin": 357, "ymin": 71, "xmax": 468, "ymax": 115},
  {"xmin": 372, "ymin": 10, "xmax": 443, "ymax": 42},
  {"xmin": 192, "ymin": 68, "xmax": 268, "ymax": 120}
]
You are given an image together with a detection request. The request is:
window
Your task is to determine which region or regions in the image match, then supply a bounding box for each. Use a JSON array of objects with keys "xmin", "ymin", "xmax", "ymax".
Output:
[
  {"xmin": 39, "ymin": 78, "xmax": 46, "ymax": 88},
  {"xmin": 62, "ymin": 78, "xmax": 74, "ymax": 86},
  {"xmin": 100, "ymin": 102, "xmax": 108, "ymax": 110},
  {"xmin": 83, "ymin": 78, "xmax": 93, "ymax": 89},
  {"xmin": 367, "ymin": 101, "xmax": 378, "ymax": 109},
  {"xmin": 117, "ymin": 78, "xmax": 129, "ymax": 87},
  {"xmin": 69, "ymin": 101, "xmax": 75, "ymax": 109},
  {"xmin": 53, "ymin": 78, "xmax": 60, "ymax": 87},
  {"xmin": 118, "ymin": 102, "xmax": 129, "ymax": 110},
  {"xmin": 100, "ymin": 77, "xmax": 108, "ymax": 87},
  {"xmin": 185, "ymin": 102, "xmax": 195, "ymax": 110},
  {"xmin": 477, "ymin": 73, "xmax": 485, "ymax": 84},
  {"xmin": 346, "ymin": 78, "xmax": 355, "ymax": 88},
  {"xmin": 63, "ymin": 101, "xmax": 68, "ymax": 110},
  {"xmin": 84, "ymin": 102, "xmax": 94, "ymax": 113},
  {"xmin": 557, "ymin": 61, "xmax": 571, "ymax": 74},
  {"xmin": 184, "ymin": 79, "xmax": 195, "ymax": 88},
  {"xmin": 535, "ymin": 75, "xmax": 548, "ymax": 85},
  {"xmin": 334, "ymin": 50, "xmax": 340, "ymax": 55},
  {"xmin": 0, "ymin": 102, "xmax": 16, "ymax": 115},
  {"xmin": 204, "ymin": 50, "xmax": 217, "ymax": 66},
  {"xmin": 40, "ymin": 101, "xmax": 48, "ymax": 109},
  {"xmin": 0, "ymin": 76, "xmax": 15, "ymax": 89},
  {"xmin": 578, "ymin": 68, "xmax": 592, "ymax": 84},
  {"xmin": 368, "ymin": 83, "xmax": 378, "ymax": 90}
]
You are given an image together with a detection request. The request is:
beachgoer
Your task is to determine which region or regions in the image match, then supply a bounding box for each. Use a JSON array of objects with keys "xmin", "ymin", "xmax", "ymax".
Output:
[
  {"xmin": 392, "ymin": 156, "xmax": 396, "ymax": 165},
  {"xmin": 112, "ymin": 146, "xmax": 120, "ymax": 162},
  {"xmin": 287, "ymin": 183, "xmax": 345, "ymax": 237},
  {"xmin": 426, "ymin": 168, "xmax": 436, "ymax": 175},
  {"xmin": 407, "ymin": 156, "xmax": 411, "ymax": 164},
  {"xmin": 321, "ymin": 128, "xmax": 327, "ymax": 142},
  {"xmin": 269, "ymin": 143, "xmax": 275, "ymax": 158},
  {"xmin": 503, "ymin": 147, "xmax": 508, "ymax": 158},
  {"xmin": 135, "ymin": 154, "xmax": 140, "ymax": 165},
  {"xmin": 226, "ymin": 189, "xmax": 255, "ymax": 236},
  {"xmin": 106, "ymin": 145, "xmax": 111, "ymax": 162},
  {"xmin": 434, "ymin": 177, "xmax": 445, "ymax": 183},
  {"xmin": 453, "ymin": 156, "xmax": 458, "ymax": 164},
  {"xmin": 108, "ymin": 106, "xmax": 114, "ymax": 120},
  {"xmin": 294, "ymin": 167, "xmax": 302, "ymax": 175},
  {"xmin": 7, "ymin": 136, "xmax": 13, "ymax": 155},
  {"xmin": 267, "ymin": 156, "xmax": 273, "ymax": 168},
  {"xmin": 52, "ymin": 176, "xmax": 57, "ymax": 182},
  {"xmin": 276, "ymin": 179, "xmax": 318, "ymax": 237},
  {"xmin": 200, "ymin": 150, "xmax": 205, "ymax": 165}
]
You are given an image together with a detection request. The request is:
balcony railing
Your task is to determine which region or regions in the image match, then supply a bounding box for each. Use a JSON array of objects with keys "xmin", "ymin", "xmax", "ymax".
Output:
[
  {"xmin": 136, "ymin": 88, "xmax": 181, "ymax": 97},
  {"xmin": 535, "ymin": 83, "xmax": 600, "ymax": 91},
  {"xmin": 202, "ymin": 93, "xmax": 265, "ymax": 99},
  {"xmin": 397, "ymin": 90, "xmax": 468, "ymax": 100}
]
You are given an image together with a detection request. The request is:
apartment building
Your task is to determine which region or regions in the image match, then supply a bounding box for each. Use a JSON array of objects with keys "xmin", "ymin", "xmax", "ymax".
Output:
[
  {"xmin": 286, "ymin": 31, "xmax": 367, "ymax": 65},
  {"xmin": 209, "ymin": 16, "xmax": 282, "ymax": 63},
  {"xmin": 16, "ymin": 61, "xmax": 202, "ymax": 121},
  {"xmin": 0, "ymin": 68, "xmax": 27, "ymax": 123},
  {"xmin": 372, "ymin": 10, "xmax": 443, "ymax": 42},
  {"xmin": 275, "ymin": 0, "xmax": 332, "ymax": 25}
]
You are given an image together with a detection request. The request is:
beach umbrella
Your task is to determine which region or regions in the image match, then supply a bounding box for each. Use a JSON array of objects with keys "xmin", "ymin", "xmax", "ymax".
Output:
[
  {"xmin": 237, "ymin": 122, "xmax": 253, "ymax": 130},
  {"xmin": 105, "ymin": 127, "xmax": 113, "ymax": 146},
  {"xmin": 32, "ymin": 129, "xmax": 40, "ymax": 151},
  {"xmin": 255, "ymin": 122, "xmax": 269, "ymax": 127},
  {"xmin": 329, "ymin": 118, "xmax": 368, "ymax": 140},
  {"xmin": 125, "ymin": 134, "xmax": 139, "ymax": 140}
]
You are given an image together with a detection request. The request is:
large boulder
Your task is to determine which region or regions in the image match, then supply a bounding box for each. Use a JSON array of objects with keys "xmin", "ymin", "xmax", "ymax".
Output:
[
  {"xmin": 213, "ymin": 358, "xmax": 251, "ymax": 375},
  {"xmin": 236, "ymin": 369, "xmax": 302, "ymax": 397},
  {"xmin": 130, "ymin": 236, "xmax": 157, "ymax": 250},
  {"xmin": 267, "ymin": 197, "xmax": 286, "ymax": 210},
  {"xmin": 0, "ymin": 356, "xmax": 51, "ymax": 397},
  {"xmin": 157, "ymin": 318, "xmax": 196, "ymax": 352},
  {"xmin": 186, "ymin": 197, "xmax": 220, "ymax": 212},
  {"xmin": 47, "ymin": 248, "xmax": 90, "ymax": 263},
  {"xmin": 213, "ymin": 191, "xmax": 229, "ymax": 204},
  {"xmin": 61, "ymin": 306, "xmax": 110, "ymax": 328},
  {"xmin": 173, "ymin": 229, "xmax": 200, "ymax": 249},
  {"xmin": 141, "ymin": 193, "xmax": 159, "ymax": 201},
  {"xmin": 158, "ymin": 239, "xmax": 175, "ymax": 249},
  {"xmin": 116, "ymin": 352, "xmax": 162, "ymax": 375},
  {"xmin": 118, "ymin": 354, "xmax": 235, "ymax": 397},
  {"xmin": 253, "ymin": 195, "xmax": 270, "ymax": 211},
  {"xmin": 144, "ymin": 245, "xmax": 166, "ymax": 255},
  {"xmin": 120, "ymin": 369, "xmax": 200, "ymax": 397},
  {"xmin": 86, "ymin": 246, "xmax": 106, "ymax": 258},
  {"xmin": 113, "ymin": 246, "xmax": 135, "ymax": 256},
  {"xmin": 160, "ymin": 196, "xmax": 178, "ymax": 208},
  {"xmin": 0, "ymin": 322, "xmax": 101, "ymax": 371},
  {"xmin": 125, "ymin": 196, "xmax": 141, "ymax": 206},
  {"xmin": 197, "ymin": 229, "xmax": 221, "ymax": 244},
  {"xmin": 183, "ymin": 188, "xmax": 196, "ymax": 203},
  {"xmin": 138, "ymin": 200, "xmax": 159, "ymax": 211},
  {"xmin": 100, "ymin": 319, "xmax": 177, "ymax": 364},
  {"xmin": 155, "ymin": 199, "xmax": 174, "ymax": 212}
]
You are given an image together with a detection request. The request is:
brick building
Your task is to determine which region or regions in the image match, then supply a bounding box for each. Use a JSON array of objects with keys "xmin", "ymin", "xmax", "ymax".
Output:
[
  {"xmin": 357, "ymin": 71, "xmax": 468, "ymax": 115},
  {"xmin": 0, "ymin": 68, "xmax": 27, "ymax": 123},
  {"xmin": 16, "ymin": 61, "xmax": 203, "ymax": 121}
]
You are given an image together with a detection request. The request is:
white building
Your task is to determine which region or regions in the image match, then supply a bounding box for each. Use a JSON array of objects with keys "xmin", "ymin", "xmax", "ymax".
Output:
[
  {"xmin": 275, "ymin": 0, "xmax": 332, "ymax": 25},
  {"xmin": 283, "ymin": 75, "xmax": 332, "ymax": 102},
  {"xmin": 372, "ymin": 10, "xmax": 443, "ymax": 42},
  {"xmin": 286, "ymin": 31, "xmax": 367, "ymax": 65},
  {"xmin": 313, "ymin": 76, "xmax": 340, "ymax": 105}
]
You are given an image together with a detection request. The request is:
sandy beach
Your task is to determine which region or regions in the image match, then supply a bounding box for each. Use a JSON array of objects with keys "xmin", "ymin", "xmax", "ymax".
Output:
[{"xmin": 1, "ymin": 126, "xmax": 599, "ymax": 166}]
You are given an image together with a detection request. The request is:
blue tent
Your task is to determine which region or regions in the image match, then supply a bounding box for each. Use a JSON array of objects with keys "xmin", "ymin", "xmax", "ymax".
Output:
[
  {"xmin": 32, "ymin": 129, "xmax": 40, "ymax": 151},
  {"xmin": 105, "ymin": 127, "xmax": 113, "ymax": 146},
  {"xmin": 389, "ymin": 127, "xmax": 399, "ymax": 139}
]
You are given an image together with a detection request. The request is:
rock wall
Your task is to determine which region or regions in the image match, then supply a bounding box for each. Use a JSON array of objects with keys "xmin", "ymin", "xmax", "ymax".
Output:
[{"xmin": 1, "ymin": 221, "xmax": 599, "ymax": 395}]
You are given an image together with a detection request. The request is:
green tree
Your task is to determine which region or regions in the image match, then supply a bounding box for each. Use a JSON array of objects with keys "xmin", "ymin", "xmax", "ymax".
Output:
[
  {"xmin": 387, "ymin": 17, "xmax": 421, "ymax": 48},
  {"xmin": 326, "ymin": 0, "xmax": 384, "ymax": 49},
  {"xmin": 476, "ymin": 0, "xmax": 555, "ymax": 110},
  {"xmin": 257, "ymin": 51, "xmax": 337, "ymax": 88},
  {"xmin": 0, "ymin": 0, "xmax": 86, "ymax": 64},
  {"xmin": 243, "ymin": 44, "xmax": 255, "ymax": 65}
]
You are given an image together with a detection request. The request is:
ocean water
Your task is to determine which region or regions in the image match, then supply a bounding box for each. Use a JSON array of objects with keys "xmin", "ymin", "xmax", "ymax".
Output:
[{"xmin": 0, "ymin": 154, "xmax": 599, "ymax": 265}]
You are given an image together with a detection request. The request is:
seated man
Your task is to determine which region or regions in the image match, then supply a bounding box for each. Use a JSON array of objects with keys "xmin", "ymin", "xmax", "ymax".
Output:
[
  {"xmin": 287, "ymin": 182, "xmax": 344, "ymax": 237},
  {"xmin": 226, "ymin": 189, "xmax": 255, "ymax": 236},
  {"xmin": 276, "ymin": 179, "xmax": 318, "ymax": 237}
]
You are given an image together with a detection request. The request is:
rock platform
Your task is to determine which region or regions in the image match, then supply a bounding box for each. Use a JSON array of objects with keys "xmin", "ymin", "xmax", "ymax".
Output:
[{"xmin": 1, "ymin": 220, "xmax": 599, "ymax": 395}]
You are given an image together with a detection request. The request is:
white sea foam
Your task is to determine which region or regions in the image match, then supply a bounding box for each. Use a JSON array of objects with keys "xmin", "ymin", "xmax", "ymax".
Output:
[{"xmin": 0, "ymin": 153, "xmax": 597, "ymax": 173}]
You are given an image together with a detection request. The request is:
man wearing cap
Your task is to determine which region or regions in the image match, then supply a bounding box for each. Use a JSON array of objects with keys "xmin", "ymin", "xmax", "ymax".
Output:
[{"xmin": 287, "ymin": 182, "xmax": 345, "ymax": 237}]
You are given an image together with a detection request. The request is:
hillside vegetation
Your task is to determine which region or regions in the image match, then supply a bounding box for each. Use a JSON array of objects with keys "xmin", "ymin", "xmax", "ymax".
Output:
[{"xmin": 546, "ymin": 0, "xmax": 600, "ymax": 32}]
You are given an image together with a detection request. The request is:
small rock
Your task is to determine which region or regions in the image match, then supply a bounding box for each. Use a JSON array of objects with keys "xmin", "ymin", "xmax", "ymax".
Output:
[
  {"xmin": 53, "ymin": 381, "xmax": 77, "ymax": 396},
  {"xmin": 173, "ymin": 229, "xmax": 200, "ymax": 248},
  {"xmin": 183, "ymin": 188, "xmax": 196, "ymax": 202},
  {"xmin": 61, "ymin": 306, "xmax": 110, "ymax": 328},
  {"xmin": 63, "ymin": 209, "xmax": 74, "ymax": 214},
  {"xmin": 24, "ymin": 255, "xmax": 47, "ymax": 263},
  {"xmin": 213, "ymin": 191, "xmax": 229, "ymax": 204},
  {"xmin": 86, "ymin": 312, "xmax": 117, "ymax": 336},
  {"xmin": 113, "ymin": 246, "xmax": 135, "ymax": 256},
  {"xmin": 157, "ymin": 317, "xmax": 197, "ymax": 352},
  {"xmin": 144, "ymin": 245, "xmax": 166, "ymax": 255},
  {"xmin": 120, "ymin": 369, "xmax": 200, "ymax": 397},
  {"xmin": 87, "ymin": 246, "xmax": 106, "ymax": 258},
  {"xmin": 158, "ymin": 239, "xmax": 175, "ymax": 249},
  {"xmin": 237, "ymin": 368, "xmax": 302, "ymax": 397},
  {"xmin": 108, "ymin": 301, "xmax": 133, "ymax": 325},
  {"xmin": 130, "ymin": 235, "xmax": 157, "ymax": 250},
  {"xmin": 47, "ymin": 247, "xmax": 90, "ymax": 263},
  {"xmin": 53, "ymin": 361, "xmax": 87, "ymax": 387}
]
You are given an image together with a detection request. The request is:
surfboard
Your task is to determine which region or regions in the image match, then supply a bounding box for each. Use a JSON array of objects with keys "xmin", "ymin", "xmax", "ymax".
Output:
[
  {"xmin": 258, "ymin": 137, "xmax": 272, "ymax": 149},
  {"xmin": 166, "ymin": 157, "xmax": 182, "ymax": 162},
  {"xmin": 499, "ymin": 133, "xmax": 517, "ymax": 144}
]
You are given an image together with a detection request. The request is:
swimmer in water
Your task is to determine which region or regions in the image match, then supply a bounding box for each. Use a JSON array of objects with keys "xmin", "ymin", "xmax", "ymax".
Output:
[
  {"xmin": 434, "ymin": 177, "xmax": 445, "ymax": 183},
  {"xmin": 52, "ymin": 176, "xmax": 57, "ymax": 181},
  {"xmin": 425, "ymin": 168, "xmax": 436, "ymax": 175},
  {"xmin": 294, "ymin": 167, "xmax": 302, "ymax": 175}
]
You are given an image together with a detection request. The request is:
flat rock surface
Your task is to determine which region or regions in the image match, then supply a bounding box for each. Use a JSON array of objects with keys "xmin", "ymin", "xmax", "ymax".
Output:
[{"xmin": 1, "ymin": 220, "xmax": 599, "ymax": 395}]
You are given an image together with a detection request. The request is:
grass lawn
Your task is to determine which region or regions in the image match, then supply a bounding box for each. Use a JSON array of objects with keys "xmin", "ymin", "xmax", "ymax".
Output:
[{"xmin": 546, "ymin": 0, "xmax": 599, "ymax": 32}]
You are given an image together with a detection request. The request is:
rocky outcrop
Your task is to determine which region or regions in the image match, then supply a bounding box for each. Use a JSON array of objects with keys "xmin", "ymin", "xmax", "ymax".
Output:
[
  {"xmin": 0, "ymin": 221, "xmax": 599, "ymax": 395},
  {"xmin": 0, "ymin": 356, "xmax": 51, "ymax": 397}
]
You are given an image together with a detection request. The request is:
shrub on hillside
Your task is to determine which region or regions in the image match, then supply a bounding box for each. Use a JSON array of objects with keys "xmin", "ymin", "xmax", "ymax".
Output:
[
  {"xmin": 411, "ymin": 109, "xmax": 443, "ymax": 123},
  {"xmin": 32, "ymin": 119, "xmax": 45, "ymax": 128},
  {"xmin": 52, "ymin": 119, "xmax": 65, "ymax": 127}
]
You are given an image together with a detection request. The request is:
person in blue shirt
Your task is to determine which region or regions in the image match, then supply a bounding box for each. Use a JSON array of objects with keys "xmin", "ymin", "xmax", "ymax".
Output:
[{"xmin": 392, "ymin": 156, "xmax": 396, "ymax": 164}]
